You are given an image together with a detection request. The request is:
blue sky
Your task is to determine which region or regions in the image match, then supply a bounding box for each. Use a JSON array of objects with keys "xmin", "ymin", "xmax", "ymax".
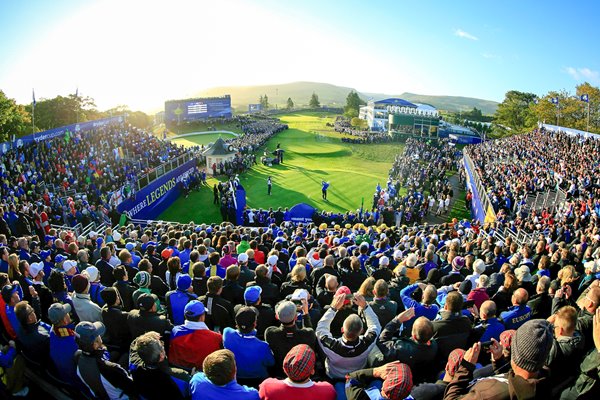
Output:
[{"xmin": 1, "ymin": 0, "xmax": 598, "ymax": 112}]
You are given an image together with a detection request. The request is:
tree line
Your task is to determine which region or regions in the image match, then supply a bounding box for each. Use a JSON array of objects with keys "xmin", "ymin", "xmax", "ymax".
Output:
[{"xmin": 0, "ymin": 90, "xmax": 151, "ymax": 142}]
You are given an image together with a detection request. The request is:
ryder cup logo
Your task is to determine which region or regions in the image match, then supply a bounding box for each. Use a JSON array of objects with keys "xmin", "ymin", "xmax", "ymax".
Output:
[
  {"xmin": 17, "ymin": 139, "xmax": 23, "ymax": 147},
  {"xmin": 75, "ymin": 124, "xmax": 81, "ymax": 132}
]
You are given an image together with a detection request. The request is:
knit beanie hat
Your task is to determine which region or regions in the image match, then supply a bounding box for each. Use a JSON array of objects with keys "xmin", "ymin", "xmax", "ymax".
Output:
[
  {"xmin": 100, "ymin": 287, "xmax": 118, "ymax": 306},
  {"xmin": 72, "ymin": 274, "xmax": 89, "ymax": 294},
  {"xmin": 458, "ymin": 279, "xmax": 472, "ymax": 295},
  {"xmin": 511, "ymin": 320, "xmax": 553, "ymax": 372},
  {"xmin": 133, "ymin": 271, "xmax": 151, "ymax": 288}
]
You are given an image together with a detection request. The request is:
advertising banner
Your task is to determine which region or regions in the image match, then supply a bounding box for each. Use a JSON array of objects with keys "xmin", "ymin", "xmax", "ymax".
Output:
[
  {"xmin": 289, "ymin": 203, "xmax": 317, "ymax": 223},
  {"xmin": 463, "ymin": 155, "xmax": 486, "ymax": 223},
  {"xmin": 165, "ymin": 96, "xmax": 232, "ymax": 123},
  {"xmin": 117, "ymin": 159, "xmax": 196, "ymax": 220}
]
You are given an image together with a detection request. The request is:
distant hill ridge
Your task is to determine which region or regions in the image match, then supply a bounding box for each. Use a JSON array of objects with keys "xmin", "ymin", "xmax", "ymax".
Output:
[{"xmin": 197, "ymin": 81, "xmax": 499, "ymax": 115}]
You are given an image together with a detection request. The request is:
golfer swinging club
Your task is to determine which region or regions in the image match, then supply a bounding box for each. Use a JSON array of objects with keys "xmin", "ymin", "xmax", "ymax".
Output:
[{"xmin": 321, "ymin": 180, "xmax": 330, "ymax": 200}]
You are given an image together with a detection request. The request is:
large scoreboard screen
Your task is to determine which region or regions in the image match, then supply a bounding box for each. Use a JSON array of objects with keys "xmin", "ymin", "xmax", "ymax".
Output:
[{"xmin": 165, "ymin": 95, "xmax": 232, "ymax": 123}]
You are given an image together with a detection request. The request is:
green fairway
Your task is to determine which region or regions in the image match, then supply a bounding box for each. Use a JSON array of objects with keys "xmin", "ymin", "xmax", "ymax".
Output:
[
  {"xmin": 171, "ymin": 132, "xmax": 237, "ymax": 147},
  {"xmin": 159, "ymin": 112, "xmax": 405, "ymax": 223}
]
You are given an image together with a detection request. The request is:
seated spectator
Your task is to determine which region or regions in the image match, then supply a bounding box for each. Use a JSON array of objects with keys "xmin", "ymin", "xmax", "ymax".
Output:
[
  {"xmin": 127, "ymin": 293, "xmax": 173, "ymax": 339},
  {"xmin": 165, "ymin": 274, "xmax": 197, "ymax": 325},
  {"xmin": 112, "ymin": 266, "xmax": 135, "ymax": 312},
  {"xmin": 466, "ymin": 275, "xmax": 490, "ymax": 310},
  {"xmin": 465, "ymin": 259, "xmax": 486, "ymax": 289},
  {"xmin": 189, "ymin": 349, "xmax": 259, "ymax": 400},
  {"xmin": 444, "ymin": 319, "xmax": 554, "ymax": 399},
  {"xmin": 316, "ymin": 293, "xmax": 381, "ymax": 380},
  {"xmin": 28, "ymin": 261, "xmax": 53, "ymax": 322},
  {"xmin": 235, "ymin": 285, "xmax": 276, "ymax": 340},
  {"xmin": 129, "ymin": 331, "xmax": 191, "ymax": 400},
  {"xmin": 74, "ymin": 321, "xmax": 137, "ymax": 398},
  {"xmin": 200, "ymin": 276, "xmax": 235, "ymax": 332},
  {"xmin": 132, "ymin": 270, "xmax": 162, "ymax": 312},
  {"xmin": 2, "ymin": 283, "xmax": 23, "ymax": 338},
  {"xmin": 48, "ymin": 302, "xmax": 79, "ymax": 385},
  {"xmin": 190, "ymin": 262, "xmax": 209, "ymax": 297},
  {"xmin": 72, "ymin": 274, "xmax": 103, "ymax": 323},
  {"xmin": 100, "ymin": 288, "xmax": 131, "ymax": 353},
  {"xmin": 246, "ymin": 265, "xmax": 279, "ymax": 306},
  {"xmin": 378, "ymin": 309, "xmax": 438, "ymax": 383},
  {"xmin": 138, "ymin": 258, "xmax": 169, "ymax": 300},
  {"xmin": 264, "ymin": 299, "xmax": 316, "ymax": 376},
  {"xmin": 470, "ymin": 300, "xmax": 504, "ymax": 343},
  {"xmin": 341, "ymin": 256, "xmax": 369, "ymax": 294},
  {"xmin": 439, "ymin": 256, "xmax": 465, "ymax": 286},
  {"xmin": 431, "ymin": 291, "xmax": 472, "ymax": 368},
  {"xmin": 96, "ymin": 247, "xmax": 116, "ymax": 287},
  {"xmin": 369, "ymin": 279, "xmax": 398, "ymax": 328},
  {"xmin": 345, "ymin": 362, "xmax": 413, "ymax": 400},
  {"xmin": 221, "ymin": 265, "xmax": 244, "ymax": 305},
  {"xmin": 401, "ymin": 282, "xmax": 439, "ymax": 332},
  {"xmin": 316, "ymin": 274, "xmax": 339, "ymax": 309},
  {"xmin": 258, "ymin": 344, "xmax": 336, "ymax": 400},
  {"xmin": 527, "ymin": 276, "xmax": 552, "ymax": 319},
  {"xmin": 411, "ymin": 348, "xmax": 465, "ymax": 400},
  {"xmin": 83, "ymin": 266, "xmax": 105, "ymax": 307},
  {"xmin": 237, "ymin": 253, "xmax": 255, "ymax": 288},
  {"xmin": 169, "ymin": 300, "xmax": 223, "ymax": 370},
  {"xmin": 500, "ymin": 288, "xmax": 532, "ymax": 330},
  {"xmin": 223, "ymin": 306, "xmax": 274, "ymax": 386},
  {"xmin": 15, "ymin": 298, "xmax": 50, "ymax": 365},
  {"xmin": 388, "ymin": 264, "xmax": 410, "ymax": 306},
  {"xmin": 546, "ymin": 305, "xmax": 585, "ymax": 385}
]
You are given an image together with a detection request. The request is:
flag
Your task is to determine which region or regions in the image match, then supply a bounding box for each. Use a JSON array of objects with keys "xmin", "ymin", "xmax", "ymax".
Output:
[
  {"xmin": 551, "ymin": 97, "xmax": 559, "ymax": 105},
  {"xmin": 75, "ymin": 87, "xmax": 79, "ymax": 98},
  {"xmin": 32, "ymin": 89, "xmax": 36, "ymax": 107},
  {"xmin": 581, "ymin": 94, "xmax": 589, "ymax": 103},
  {"xmin": 533, "ymin": 98, "xmax": 539, "ymax": 105}
]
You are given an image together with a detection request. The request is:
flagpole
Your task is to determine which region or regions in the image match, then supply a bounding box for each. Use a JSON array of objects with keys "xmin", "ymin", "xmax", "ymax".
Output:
[
  {"xmin": 32, "ymin": 91, "xmax": 35, "ymax": 138},
  {"xmin": 588, "ymin": 101, "xmax": 590, "ymax": 133}
]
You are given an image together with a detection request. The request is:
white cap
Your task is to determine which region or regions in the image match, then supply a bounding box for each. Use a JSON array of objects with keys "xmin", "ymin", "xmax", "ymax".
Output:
[
  {"xmin": 29, "ymin": 262, "xmax": 44, "ymax": 279},
  {"xmin": 291, "ymin": 288, "xmax": 309, "ymax": 302},
  {"xmin": 113, "ymin": 232, "xmax": 122, "ymax": 242},
  {"xmin": 379, "ymin": 256, "xmax": 390, "ymax": 266},
  {"xmin": 393, "ymin": 249, "xmax": 403, "ymax": 259},
  {"xmin": 84, "ymin": 266, "xmax": 99, "ymax": 282},
  {"xmin": 237, "ymin": 253, "xmax": 249, "ymax": 263},
  {"xmin": 63, "ymin": 260, "xmax": 77, "ymax": 272},
  {"xmin": 267, "ymin": 255, "xmax": 278, "ymax": 266},
  {"xmin": 89, "ymin": 231, "xmax": 97, "ymax": 238}
]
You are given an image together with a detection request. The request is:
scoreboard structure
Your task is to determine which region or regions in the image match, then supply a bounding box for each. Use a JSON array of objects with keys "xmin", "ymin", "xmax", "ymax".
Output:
[{"xmin": 165, "ymin": 95, "xmax": 232, "ymax": 124}]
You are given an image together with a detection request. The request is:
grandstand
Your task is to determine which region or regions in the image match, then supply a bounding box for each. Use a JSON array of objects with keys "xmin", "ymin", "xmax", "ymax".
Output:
[{"xmin": 0, "ymin": 111, "xmax": 598, "ymax": 400}]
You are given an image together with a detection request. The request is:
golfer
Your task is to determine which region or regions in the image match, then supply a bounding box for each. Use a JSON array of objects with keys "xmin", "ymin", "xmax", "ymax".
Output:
[{"xmin": 321, "ymin": 180, "xmax": 330, "ymax": 200}]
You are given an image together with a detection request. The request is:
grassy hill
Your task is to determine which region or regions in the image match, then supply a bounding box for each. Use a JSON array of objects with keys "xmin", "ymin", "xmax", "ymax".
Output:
[{"xmin": 197, "ymin": 81, "xmax": 499, "ymax": 114}]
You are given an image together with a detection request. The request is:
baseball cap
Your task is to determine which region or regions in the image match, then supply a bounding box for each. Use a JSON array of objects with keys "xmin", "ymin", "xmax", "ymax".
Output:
[
  {"xmin": 393, "ymin": 249, "xmax": 403, "ymax": 259},
  {"xmin": 184, "ymin": 300, "xmax": 205, "ymax": 318},
  {"xmin": 235, "ymin": 306, "xmax": 258, "ymax": 331},
  {"xmin": 244, "ymin": 285, "xmax": 262, "ymax": 304},
  {"xmin": 500, "ymin": 329, "xmax": 517, "ymax": 351},
  {"xmin": 291, "ymin": 288, "xmax": 309, "ymax": 302},
  {"xmin": 283, "ymin": 344, "xmax": 316, "ymax": 382},
  {"xmin": 62, "ymin": 260, "xmax": 77, "ymax": 273},
  {"xmin": 84, "ymin": 266, "xmax": 99, "ymax": 282},
  {"xmin": 275, "ymin": 301, "xmax": 297, "ymax": 324},
  {"xmin": 125, "ymin": 242, "xmax": 135, "ymax": 251},
  {"xmin": 40, "ymin": 250, "xmax": 51, "ymax": 260},
  {"xmin": 55, "ymin": 254, "xmax": 67, "ymax": 264},
  {"xmin": 29, "ymin": 262, "xmax": 44, "ymax": 279},
  {"xmin": 381, "ymin": 363, "xmax": 413, "ymax": 400},
  {"xmin": 177, "ymin": 274, "xmax": 192, "ymax": 291},
  {"xmin": 1, "ymin": 284, "xmax": 19, "ymax": 303},
  {"xmin": 379, "ymin": 256, "xmax": 390, "ymax": 266},
  {"xmin": 48, "ymin": 302, "xmax": 72, "ymax": 325},
  {"xmin": 75, "ymin": 321, "xmax": 105, "ymax": 344},
  {"xmin": 237, "ymin": 253, "xmax": 248, "ymax": 263},
  {"xmin": 335, "ymin": 286, "xmax": 352, "ymax": 305},
  {"xmin": 161, "ymin": 248, "xmax": 174, "ymax": 259},
  {"xmin": 137, "ymin": 293, "xmax": 158, "ymax": 311},
  {"xmin": 267, "ymin": 254, "xmax": 278, "ymax": 266}
]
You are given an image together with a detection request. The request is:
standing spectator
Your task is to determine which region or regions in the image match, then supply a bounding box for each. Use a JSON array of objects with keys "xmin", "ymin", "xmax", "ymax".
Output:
[
  {"xmin": 237, "ymin": 285, "xmax": 276, "ymax": 340},
  {"xmin": 169, "ymin": 300, "xmax": 223, "ymax": 370},
  {"xmin": 267, "ymin": 177, "xmax": 272, "ymax": 196},
  {"xmin": 431, "ymin": 291, "xmax": 472, "ymax": 368},
  {"xmin": 165, "ymin": 274, "xmax": 197, "ymax": 325},
  {"xmin": 369, "ymin": 279, "xmax": 398, "ymax": 328},
  {"xmin": 200, "ymin": 276, "xmax": 235, "ymax": 332},
  {"xmin": 189, "ymin": 349, "xmax": 259, "ymax": 400},
  {"xmin": 15, "ymin": 299, "xmax": 50, "ymax": 365},
  {"xmin": 113, "ymin": 266, "xmax": 135, "ymax": 312},
  {"xmin": 127, "ymin": 293, "xmax": 173, "ymax": 339},
  {"xmin": 258, "ymin": 345, "xmax": 335, "ymax": 400},
  {"xmin": 100, "ymin": 288, "xmax": 131, "ymax": 354}
]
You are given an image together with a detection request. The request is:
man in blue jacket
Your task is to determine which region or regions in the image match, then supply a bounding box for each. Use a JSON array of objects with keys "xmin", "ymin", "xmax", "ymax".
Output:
[
  {"xmin": 500, "ymin": 288, "xmax": 532, "ymax": 330},
  {"xmin": 165, "ymin": 274, "xmax": 197, "ymax": 325},
  {"xmin": 223, "ymin": 306, "xmax": 274, "ymax": 387}
]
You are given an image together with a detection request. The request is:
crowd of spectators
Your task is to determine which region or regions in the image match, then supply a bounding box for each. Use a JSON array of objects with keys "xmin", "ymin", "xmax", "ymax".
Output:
[
  {"xmin": 0, "ymin": 214, "xmax": 599, "ymax": 399},
  {"xmin": 0, "ymin": 121, "xmax": 189, "ymax": 233}
]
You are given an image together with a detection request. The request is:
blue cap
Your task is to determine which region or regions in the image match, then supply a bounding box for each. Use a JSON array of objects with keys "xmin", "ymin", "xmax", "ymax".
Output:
[
  {"xmin": 40, "ymin": 250, "xmax": 51, "ymax": 260},
  {"xmin": 244, "ymin": 285, "xmax": 262, "ymax": 304},
  {"xmin": 184, "ymin": 300, "xmax": 205, "ymax": 318},
  {"xmin": 75, "ymin": 321, "xmax": 105, "ymax": 344},
  {"xmin": 125, "ymin": 242, "xmax": 135, "ymax": 251},
  {"xmin": 96, "ymin": 237, "xmax": 104, "ymax": 247},
  {"xmin": 55, "ymin": 254, "xmax": 67, "ymax": 264},
  {"xmin": 294, "ymin": 236, "xmax": 302, "ymax": 242},
  {"xmin": 177, "ymin": 274, "xmax": 192, "ymax": 290},
  {"xmin": 45, "ymin": 235, "xmax": 55, "ymax": 243}
]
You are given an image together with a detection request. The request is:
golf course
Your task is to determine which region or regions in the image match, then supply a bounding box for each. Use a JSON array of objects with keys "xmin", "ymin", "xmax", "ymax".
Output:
[{"xmin": 159, "ymin": 112, "xmax": 406, "ymax": 223}]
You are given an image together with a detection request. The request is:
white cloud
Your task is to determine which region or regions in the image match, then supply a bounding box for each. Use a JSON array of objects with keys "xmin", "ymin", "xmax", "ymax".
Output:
[
  {"xmin": 481, "ymin": 52, "xmax": 501, "ymax": 60},
  {"xmin": 566, "ymin": 67, "xmax": 600, "ymax": 84},
  {"xmin": 454, "ymin": 29, "xmax": 478, "ymax": 41}
]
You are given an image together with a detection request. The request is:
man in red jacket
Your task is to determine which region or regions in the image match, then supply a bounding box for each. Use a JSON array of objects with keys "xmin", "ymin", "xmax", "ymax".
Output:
[{"xmin": 169, "ymin": 300, "xmax": 223, "ymax": 369}]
